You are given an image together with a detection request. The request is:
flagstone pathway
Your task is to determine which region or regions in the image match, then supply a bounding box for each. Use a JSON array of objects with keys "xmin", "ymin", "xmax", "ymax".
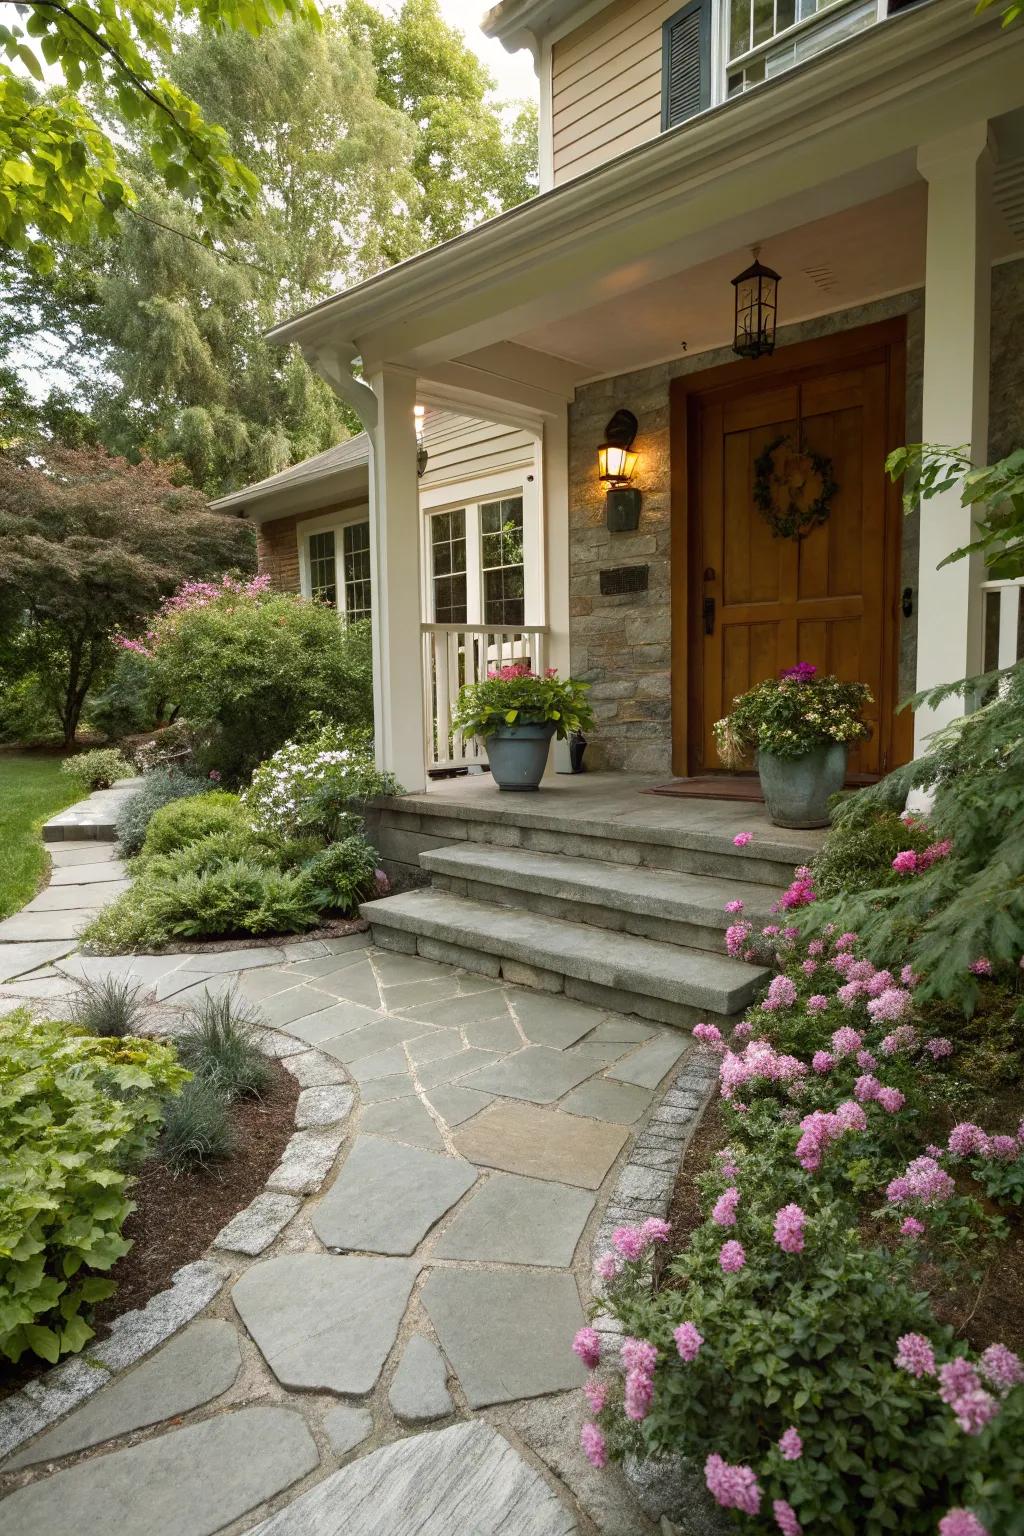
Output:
[{"xmin": 0, "ymin": 821, "xmax": 703, "ymax": 1535}]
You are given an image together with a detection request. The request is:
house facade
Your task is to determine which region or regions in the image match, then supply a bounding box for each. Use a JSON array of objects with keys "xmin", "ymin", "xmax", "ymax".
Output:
[{"xmin": 255, "ymin": 0, "xmax": 1024, "ymax": 794}]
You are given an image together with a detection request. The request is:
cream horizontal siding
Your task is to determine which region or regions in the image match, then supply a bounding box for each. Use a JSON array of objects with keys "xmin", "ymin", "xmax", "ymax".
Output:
[
  {"xmin": 552, "ymin": 0, "xmax": 682, "ymax": 185},
  {"xmin": 419, "ymin": 412, "xmax": 535, "ymax": 491}
]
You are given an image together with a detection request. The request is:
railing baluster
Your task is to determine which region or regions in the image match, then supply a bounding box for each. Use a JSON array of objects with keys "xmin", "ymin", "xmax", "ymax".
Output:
[{"xmin": 420, "ymin": 623, "xmax": 550, "ymax": 773}]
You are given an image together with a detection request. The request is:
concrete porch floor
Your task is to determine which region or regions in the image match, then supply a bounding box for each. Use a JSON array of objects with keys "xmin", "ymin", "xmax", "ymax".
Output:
[{"xmin": 404, "ymin": 772, "xmax": 825, "ymax": 863}]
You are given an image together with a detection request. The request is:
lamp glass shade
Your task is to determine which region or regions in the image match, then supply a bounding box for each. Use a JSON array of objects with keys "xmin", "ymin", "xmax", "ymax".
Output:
[
  {"xmin": 732, "ymin": 258, "xmax": 780, "ymax": 359},
  {"xmin": 598, "ymin": 443, "xmax": 638, "ymax": 483}
]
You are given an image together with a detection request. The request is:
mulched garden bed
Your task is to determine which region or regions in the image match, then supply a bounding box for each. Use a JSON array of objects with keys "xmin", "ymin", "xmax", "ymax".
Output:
[
  {"xmin": 662, "ymin": 1091, "xmax": 1024, "ymax": 1357},
  {"xmin": 127, "ymin": 914, "xmax": 369, "ymax": 957},
  {"xmin": 0, "ymin": 1058, "xmax": 298, "ymax": 1398}
]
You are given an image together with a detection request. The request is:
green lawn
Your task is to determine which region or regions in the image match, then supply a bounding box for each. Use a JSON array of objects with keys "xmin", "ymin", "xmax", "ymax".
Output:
[{"xmin": 0, "ymin": 754, "xmax": 88, "ymax": 919}]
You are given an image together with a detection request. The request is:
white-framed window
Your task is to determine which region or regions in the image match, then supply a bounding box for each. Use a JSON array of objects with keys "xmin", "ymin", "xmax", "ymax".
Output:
[
  {"xmin": 420, "ymin": 470, "xmax": 540, "ymax": 629},
  {"xmin": 298, "ymin": 509, "xmax": 373, "ymax": 622}
]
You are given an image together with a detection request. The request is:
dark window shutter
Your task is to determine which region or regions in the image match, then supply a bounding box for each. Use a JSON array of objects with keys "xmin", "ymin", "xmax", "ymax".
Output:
[{"xmin": 662, "ymin": 0, "xmax": 711, "ymax": 129}]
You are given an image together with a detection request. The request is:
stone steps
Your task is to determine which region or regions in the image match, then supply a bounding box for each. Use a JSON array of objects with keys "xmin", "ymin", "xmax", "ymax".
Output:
[
  {"xmin": 421, "ymin": 842, "xmax": 780, "ymax": 955},
  {"xmin": 360, "ymin": 888, "xmax": 768, "ymax": 1028},
  {"xmin": 42, "ymin": 778, "xmax": 145, "ymax": 843},
  {"xmin": 368, "ymin": 795, "xmax": 805, "ymax": 888}
]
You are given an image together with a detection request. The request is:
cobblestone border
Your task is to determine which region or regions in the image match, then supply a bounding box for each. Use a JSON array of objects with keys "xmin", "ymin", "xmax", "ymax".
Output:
[{"xmin": 0, "ymin": 1028, "xmax": 355, "ymax": 1463}]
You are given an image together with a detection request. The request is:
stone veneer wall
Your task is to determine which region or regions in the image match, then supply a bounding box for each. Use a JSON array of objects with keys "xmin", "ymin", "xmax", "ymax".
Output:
[{"xmin": 568, "ymin": 258, "xmax": 1024, "ymax": 774}]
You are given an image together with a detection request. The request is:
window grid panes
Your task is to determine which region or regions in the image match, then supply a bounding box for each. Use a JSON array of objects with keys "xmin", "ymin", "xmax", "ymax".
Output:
[
  {"xmin": 431, "ymin": 509, "xmax": 468, "ymax": 624},
  {"xmin": 726, "ymin": 0, "xmax": 876, "ymax": 95},
  {"xmin": 481, "ymin": 496, "xmax": 525, "ymax": 628},
  {"xmin": 343, "ymin": 521, "xmax": 372, "ymax": 623},
  {"xmin": 308, "ymin": 530, "xmax": 338, "ymax": 607}
]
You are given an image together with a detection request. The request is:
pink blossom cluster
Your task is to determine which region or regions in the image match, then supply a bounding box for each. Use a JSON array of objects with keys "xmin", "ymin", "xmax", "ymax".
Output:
[
  {"xmin": 895, "ymin": 1332, "xmax": 937, "ymax": 1378},
  {"xmin": 879, "ymin": 1023, "xmax": 918, "ymax": 1054},
  {"xmin": 621, "ymin": 1336, "xmax": 658, "ymax": 1421},
  {"xmin": 778, "ymin": 1426, "xmax": 803, "ymax": 1461},
  {"xmin": 609, "ymin": 1217, "xmax": 672, "ymax": 1261},
  {"xmin": 773, "ymin": 1203, "xmax": 806, "ymax": 1254},
  {"xmin": 811, "ymin": 1050, "xmax": 834, "ymax": 1074},
  {"xmin": 969, "ymin": 956, "xmax": 993, "ymax": 976},
  {"xmin": 718, "ymin": 1239, "xmax": 746, "ymax": 1273},
  {"xmin": 773, "ymin": 1500, "xmax": 803, "ymax": 1535},
  {"xmin": 831, "ymin": 1025, "xmax": 863, "ymax": 1056},
  {"xmin": 795, "ymin": 1101, "xmax": 866, "ymax": 1171},
  {"xmin": 890, "ymin": 839, "xmax": 953, "ymax": 876},
  {"xmin": 938, "ymin": 1358, "xmax": 1000, "ymax": 1436},
  {"xmin": 692, "ymin": 1021, "xmax": 726, "ymax": 1052},
  {"xmin": 725, "ymin": 920, "xmax": 753, "ymax": 958},
  {"xmin": 712, "ymin": 1187, "xmax": 740, "ymax": 1227},
  {"xmin": 580, "ymin": 1421, "xmax": 607, "ymax": 1468},
  {"xmin": 866, "ymin": 987, "xmax": 913, "ymax": 1024},
  {"xmin": 886, "ymin": 1156, "xmax": 955, "ymax": 1207},
  {"xmin": 926, "ymin": 1037, "xmax": 954, "ymax": 1060},
  {"xmin": 674, "ymin": 1322, "xmax": 704, "ymax": 1362},
  {"xmin": 572, "ymin": 1327, "xmax": 602, "ymax": 1370},
  {"xmin": 718, "ymin": 1040, "xmax": 806, "ymax": 1100},
  {"xmin": 704, "ymin": 1453, "xmax": 762, "ymax": 1515},
  {"xmin": 979, "ymin": 1343, "xmax": 1024, "ymax": 1393},
  {"xmin": 762, "ymin": 975, "xmax": 798, "ymax": 1012},
  {"xmin": 733, "ymin": 831, "xmax": 753, "ymax": 847},
  {"xmin": 774, "ymin": 866, "xmax": 815, "ymax": 912},
  {"xmin": 900, "ymin": 1215, "xmax": 925, "ymax": 1237},
  {"xmin": 938, "ymin": 1512, "xmax": 989, "ymax": 1536},
  {"xmin": 584, "ymin": 1378, "xmax": 609, "ymax": 1414}
]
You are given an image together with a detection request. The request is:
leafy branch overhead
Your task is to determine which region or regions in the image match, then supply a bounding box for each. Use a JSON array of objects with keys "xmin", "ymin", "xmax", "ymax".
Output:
[
  {"xmin": 0, "ymin": 0, "xmax": 321, "ymax": 268},
  {"xmin": 886, "ymin": 443, "xmax": 1024, "ymax": 580}
]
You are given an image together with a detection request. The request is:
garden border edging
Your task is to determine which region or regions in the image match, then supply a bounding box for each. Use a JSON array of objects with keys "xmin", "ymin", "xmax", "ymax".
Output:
[{"xmin": 0, "ymin": 1028, "xmax": 355, "ymax": 1464}]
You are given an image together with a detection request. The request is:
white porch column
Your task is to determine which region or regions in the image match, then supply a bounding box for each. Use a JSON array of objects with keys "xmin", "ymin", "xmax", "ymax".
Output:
[
  {"xmin": 914, "ymin": 124, "xmax": 993, "ymax": 752},
  {"xmin": 368, "ymin": 364, "xmax": 427, "ymax": 792},
  {"xmin": 541, "ymin": 411, "xmax": 571, "ymax": 679}
]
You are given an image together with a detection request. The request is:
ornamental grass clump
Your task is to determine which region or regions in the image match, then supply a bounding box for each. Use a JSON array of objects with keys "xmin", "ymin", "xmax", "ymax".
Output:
[
  {"xmin": 177, "ymin": 988, "xmax": 271, "ymax": 1102},
  {"xmin": 451, "ymin": 665, "xmax": 594, "ymax": 743},
  {"xmin": 69, "ymin": 973, "xmax": 148, "ymax": 1038},
  {"xmin": 579, "ymin": 917, "xmax": 1024, "ymax": 1535},
  {"xmin": 714, "ymin": 663, "xmax": 871, "ymax": 769},
  {"xmin": 0, "ymin": 1010, "xmax": 187, "ymax": 1364}
]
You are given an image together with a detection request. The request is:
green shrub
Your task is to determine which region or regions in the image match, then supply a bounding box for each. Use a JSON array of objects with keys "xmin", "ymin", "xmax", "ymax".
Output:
[
  {"xmin": 811, "ymin": 805, "xmax": 934, "ymax": 899},
  {"xmin": 61, "ymin": 747, "xmax": 132, "ymax": 790},
  {"xmin": 138, "ymin": 791, "xmax": 250, "ymax": 861},
  {"xmin": 244, "ymin": 718, "xmax": 398, "ymax": 838},
  {"xmin": 69, "ymin": 974, "xmax": 148, "ymax": 1038},
  {"xmin": 0, "ymin": 672, "xmax": 60, "ymax": 744},
  {"xmin": 115, "ymin": 767, "xmax": 212, "ymax": 856},
  {"xmin": 85, "ymin": 652, "xmax": 159, "ymax": 740},
  {"xmin": 0, "ymin": 1011, "xmax": 187, "ymax": 1364},
  {"xmin": 177, "ymin": 988, "xmax": 270, "ymax": 1100},
  {"xmin": 159, "ymin": 1078, "xmax": 232, "ymax": 1174},
  {"xmin": 799, "ymin": 664, "xmax": 1024, "ymax": 1006},
  {"xmin": 304, "ymin": 835, "xmax": 379, "ymax": 914},
  {"xmin": 141, "ymin": 588, "xmax": 374, "ymax": 782}
]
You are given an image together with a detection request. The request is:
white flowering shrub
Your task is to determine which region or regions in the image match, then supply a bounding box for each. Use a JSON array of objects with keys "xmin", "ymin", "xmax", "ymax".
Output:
[{"xmin": 244, "ymin": 723, "xmax": 400, "ymax": 838}]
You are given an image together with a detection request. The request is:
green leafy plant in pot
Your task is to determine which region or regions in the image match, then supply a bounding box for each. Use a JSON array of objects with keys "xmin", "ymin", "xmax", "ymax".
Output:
[
  {"xmin": 713, "ymin": 663, "xmax": 871, "ymax": 827},
  {"xmin": 452, "ymin": 666, "xmax": 595, "ymax": 791}
]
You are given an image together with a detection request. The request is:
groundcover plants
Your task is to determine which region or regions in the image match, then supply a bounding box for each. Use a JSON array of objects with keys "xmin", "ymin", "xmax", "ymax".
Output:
[{"xmin": 575, "ymin": 912, "xmax": 1024, "ymax": 1535}]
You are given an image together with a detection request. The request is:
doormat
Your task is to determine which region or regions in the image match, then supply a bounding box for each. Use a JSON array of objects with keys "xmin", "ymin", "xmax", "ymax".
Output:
[{"xmin": 646, "ymin": 777, "xmax": 763, "ymax": 801}]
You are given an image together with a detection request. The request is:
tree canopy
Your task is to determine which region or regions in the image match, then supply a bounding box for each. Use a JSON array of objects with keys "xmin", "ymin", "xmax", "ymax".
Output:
[
  {"xmin": 0, "ymin": 0, "xmax": 320, "ymax": 270},
  {"xmin": 0, "ymin": 442, "xmax": 255, "ymax": 741},
  {"xmin": 2, "ymin": 0, "xmax": 538, "ymax": 494}
]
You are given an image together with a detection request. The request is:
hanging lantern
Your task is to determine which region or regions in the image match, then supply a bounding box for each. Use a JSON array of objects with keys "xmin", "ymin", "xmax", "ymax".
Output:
[{"xmin": 732, "ymin": 252, "xmax": 780, "ymax": 360}]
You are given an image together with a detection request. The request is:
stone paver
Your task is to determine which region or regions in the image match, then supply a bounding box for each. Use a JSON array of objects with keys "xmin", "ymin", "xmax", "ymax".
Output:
[
  {"xmin": 359, "ymin": 1095, "xmax": 446, "ymax": 1149},
  {"xmin": 313, "ymin": 1136, "xmax": 477, "ymax": 1254},
  {"xmin": 0, "ymin": 1407, "xmax": 317, "ymax": 1536},
  {"xmin": 387, "ymin": 1335, "xmax": 453, "ymax": 1423},
  {"xmin": 267, "ymin": 1128, "xmax": 348, "ymax": 1194},
  {"xmin": 286, "ymin": 999, "xmax": 382, "ymax": 1043},
  {"xmin": 248, "ymin": 1421, "xmax": 578, "ymax": 1536},
  {"xmin": 433, "ymin": 1173, "xmax": 594, "ymax": 1268},
  {"xmin": 323, "ymin": 1405, "xmax": 373, "ymax": 1457},
  {"xmin": 423, "ymin": 1083, "xmax": 495, "ymax": 1126},
  {"xmin": 509, "ymin": 991, "xmax": 610, "ymax": 1049},
  {"xmin": 394, "ymin": 988, "xmax": 512, "ymax": 1029},
  {"xmin": 26, "ymin": 879, "xmax": 130, "ymax": 910},
  {"xmin": 308, "ymin": 957, "xmax": 383, "ymax": 1010},
  {"xmin": 6, "ymin": 1321, "xmax": 240, "ymax": 1469},
  {"xmin": 462, "ymin": 1044, "xmax": 597, "ymax": 1104},
  {"xmin": 232, "ymin": 1254, "xmax": 418, "ymax": 1393},
  {"xmin": 48, "ymin": 860, "xmax": 126, "ymax": 885},
  {"xmin": 0, "ymin": 909, "xmax": 90, "ymax": 942},
  {"xmin": 454, "ymin": 1101, "xmax": 628, "ymax": 1189},
  {"xmin": 606, "ymin": 1033, "xmax": 688, "ymax": 1088},
  {"xmin": 560, "ymin": 1079, "xmax": 653, "ymax": 1124},
  {"xmin": 422, "ymin": 1269, "xmax": 587, "ymax": 1407}
]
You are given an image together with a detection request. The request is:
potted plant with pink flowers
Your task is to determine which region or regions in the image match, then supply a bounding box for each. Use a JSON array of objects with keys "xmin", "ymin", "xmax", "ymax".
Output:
[
  {"xmin": 713, "ymin": 664, "xmax": 871, "ymax": 829},
  {"xmin": 452, "ymin": 665, "xmax": 594, "ymax": 791}
]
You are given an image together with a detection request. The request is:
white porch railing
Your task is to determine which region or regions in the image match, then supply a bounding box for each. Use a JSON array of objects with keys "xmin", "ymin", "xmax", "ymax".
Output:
[
  {"xmin": 423, "ymin": 623, "xmax": 547, "ymax": 772},
  {"xmin": 981, "ymin": 578, "xmax": 1024, "ymax": 673}
]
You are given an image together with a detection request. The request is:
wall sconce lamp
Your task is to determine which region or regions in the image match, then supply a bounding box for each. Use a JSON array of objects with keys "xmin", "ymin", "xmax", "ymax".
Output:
[
  {"xmin": 414, "ymin": 403, "xmax": 428, "ymax": 478},
  {"xmin": 731, "ymin": 247, "xmax": 781, "ymax": 360},
  {"xmin": 598, "ymin": 408, "xmax": 641, "ymax": 531}
]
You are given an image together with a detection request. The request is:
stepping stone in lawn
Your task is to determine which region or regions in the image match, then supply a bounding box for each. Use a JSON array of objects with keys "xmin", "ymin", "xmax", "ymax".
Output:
[
  {"xmin": 387, "ymin": 1335, "xmax": 453, "ymax": 1423},
  {"xmin": 422, "ymin": 1269, "xmax": 587, "ymax": 1408},
  {"xmin": 5, "ymin": 1320, "xmax": 241, "ymax": 1469},
  {"xmin": 247, "ymin": 1420, "xmax": 578, "ymax": 1536},
  {"xmin": 233, "ymin": 1254, "xmax": 418, "ymax": 1394},
  {"xmin": 0, "ymin": 1407, "xmax": 317, "ymax": 1536},
  {"xmin": 312, "ymin": 1137, "xmax": 477, "ymax": 1255},
  {"xmin": 432, "ymin": 1173, "xmax": 594, "ymax": 1269},
  {"xmin": 453, "ymin": 1101, "xmax": 627, "ymax": 1189}
]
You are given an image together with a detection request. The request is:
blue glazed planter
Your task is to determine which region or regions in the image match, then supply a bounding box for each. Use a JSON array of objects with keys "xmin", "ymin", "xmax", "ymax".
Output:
[
  {"xmin": 757, "ymin": 743, "xmax": 848, "ymax": 828},
  {"xmin": 485, "ymin": 722, "xmax": 556, "ymax": 791}
]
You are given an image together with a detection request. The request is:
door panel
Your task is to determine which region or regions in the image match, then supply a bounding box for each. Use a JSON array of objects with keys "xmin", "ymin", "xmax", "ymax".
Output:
[{"xmin": 691, "ymin": 355, "xmax": 893, "ymax": 777}]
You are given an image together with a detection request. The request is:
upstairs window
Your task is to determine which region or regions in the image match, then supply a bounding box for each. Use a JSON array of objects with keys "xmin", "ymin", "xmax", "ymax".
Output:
[
  {"xmin": 662, "ymin": 0, "xmax": 712, "ymax": 129},
  {"xmin": 726, "ymin": 0, "xmax": 879, "ymax": 97}
]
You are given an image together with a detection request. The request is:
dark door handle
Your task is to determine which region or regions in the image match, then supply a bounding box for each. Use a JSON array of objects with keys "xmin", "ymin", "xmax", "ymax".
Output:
[
  {"xmin": 703, "ymin": 596, "xmax": 716, "ymax": 636},
  {"xmin": 902, "ymin": 587, "xmax": 914, "ymax": 618}
]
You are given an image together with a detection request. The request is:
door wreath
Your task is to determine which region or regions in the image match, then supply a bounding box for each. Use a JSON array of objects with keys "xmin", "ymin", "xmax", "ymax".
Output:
[{"xmin": 753, "ymin": 434, "xmax": 838, "ymax": 541}]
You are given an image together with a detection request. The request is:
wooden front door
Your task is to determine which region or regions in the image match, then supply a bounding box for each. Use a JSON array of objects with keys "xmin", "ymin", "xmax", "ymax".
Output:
[{"xmin": 672, "ymin": 322, "xmax": 908, "ymax": 778}]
